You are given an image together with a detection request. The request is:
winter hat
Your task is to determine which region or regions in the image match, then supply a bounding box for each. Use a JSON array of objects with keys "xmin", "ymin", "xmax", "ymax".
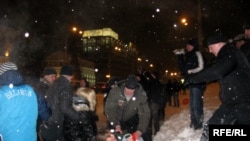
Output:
[
  {"xmin": 43, "ymin": 67, "xmax": 56, "ymax": 76},
  {"xmin": 234, "ymin": 34, "xmax": 245, "ymax": 42},
  {"xmin": 125, "ymin": 75, "xmax": 139, "ymax": 89},
  {"xmin": 206, "ymin": 29, "xmax": 228, "ymax": 46},
  {"xmin": 0, "ymin": 62, "xmax": 18, "ymax": 75},
  {"xmin": 60, "ymin": 65, "xmax": 73, "ymax": 76},
  {"xmin": 187, "ymin": 38, "xmax": 199, "ymax": 50}
]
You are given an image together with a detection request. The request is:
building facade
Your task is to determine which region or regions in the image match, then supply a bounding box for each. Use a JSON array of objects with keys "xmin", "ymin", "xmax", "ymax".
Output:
[{"xmin": 80, "ymin": 28, "xmax": 138, "ymax": 82}]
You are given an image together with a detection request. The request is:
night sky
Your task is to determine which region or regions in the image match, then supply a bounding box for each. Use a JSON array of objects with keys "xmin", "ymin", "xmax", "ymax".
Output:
[{"xmin": 0, "ymin": 0, "xmax": 250, "ymax": 73}]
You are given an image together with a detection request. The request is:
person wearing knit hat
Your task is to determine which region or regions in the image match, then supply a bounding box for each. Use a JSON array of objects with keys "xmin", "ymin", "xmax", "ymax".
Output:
[
  {"xmin": 60, "ymin": 65, "xmax": 74, "ymax": 76},
  {"xmin": 183, "ymin": 29, "xmax": 250, "ymax": 141},
  {"xmin": 206, "ymin": 29, "xmax": 228, "ymax": 46},
  {"xmin": 174, "ymin": 37, "xmax": 206, "ymax": 130},
  {"xmin": 104, "ymin": 75, "xmax": 151, "ymax": 141},
  {"xmin": 34, "ymin": 67, "xmax": 57, "ymax": 141},
  {"xmin": 41, "ymin": 64, "xmax": 80, "ymax": 141},
  {"xmin": 0, "ymin": 62, "xmax": 38, "ymax": 141}
]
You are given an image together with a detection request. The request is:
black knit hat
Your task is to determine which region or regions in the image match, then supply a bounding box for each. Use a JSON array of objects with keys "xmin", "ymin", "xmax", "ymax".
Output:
[
  {"xmin": 60, "ymin": 65, "xmax": 73, "ymax": 76},
  {"xmin": 206, "ymin": 29, "xmax": 228, "ymax": 46},
  {"xmin": 43, "ymin": 67, "xmax": 56, "ymax": 76},
  {"xmin": 125, "ymin": 75, "xmax": 139, "ymax": 89},
  {"xmin": 187, "ymin": 38, "xmax": 199, "ymax": 50}
]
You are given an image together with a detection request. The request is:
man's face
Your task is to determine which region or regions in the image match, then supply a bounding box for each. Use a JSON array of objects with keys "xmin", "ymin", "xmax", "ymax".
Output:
[
  {"xmin": 44, "ymin": 74, "xmax": 56, "ymax": 84},
  {"xmin": 208, "ymin": 43, "xmax": 223, "ymax": 57},
  {"xmin": 186, "ymin": 44, "xmax": 194, "ymax": 52},
  {"xmin": 245, "ymin": 29, "xmax": 250, "ymax": 39},
  {"xmin": 124, "ymin": 87, "xmax": 135, "ymax": 96}
]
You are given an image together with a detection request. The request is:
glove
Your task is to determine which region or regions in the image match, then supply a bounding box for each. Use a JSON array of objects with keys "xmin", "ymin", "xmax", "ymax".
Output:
[
  {"xmin": 183, "ymin": 78, "xmax": 192, "ymax": 88},
  {"xmin": 173, "ymin": 49, "xmax": 185, "ymax": 55}
]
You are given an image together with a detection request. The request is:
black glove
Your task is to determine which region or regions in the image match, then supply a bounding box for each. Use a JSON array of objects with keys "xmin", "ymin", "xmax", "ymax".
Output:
[{"xmin": 183, "ymin": 77, "xmax": 192, "ymax": 88}]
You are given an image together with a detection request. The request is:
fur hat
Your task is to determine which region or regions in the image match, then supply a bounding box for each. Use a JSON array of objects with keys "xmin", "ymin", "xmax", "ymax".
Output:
[
  {"xmin": 125, "ymin": 75, "xmax": 139, "ymax": 89},
  {"xmin": 0, "ymin": 62, "xmax": 18, "ymax": 75},
  {"xmin": 60, "ymin": 65, "xmax": 73, "ymax": 76},
  {"xmin": 43, "ymin": 67, "xmax": 56, "ymax": 76},
  {"xmin": 206, "ymin": 30, "xmax": 228, "ymax": 46}
]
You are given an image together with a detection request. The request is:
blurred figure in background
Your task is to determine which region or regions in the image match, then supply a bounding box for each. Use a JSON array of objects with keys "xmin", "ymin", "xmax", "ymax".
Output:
[
  {"xmin": 240, "ymin": 21, "xmax": 250, "ymax": 63},
  {"xmin": 79, "ymin": 77, "xmax": 89, "ymax": 88},
  {"xmin": 172, "ymin": 78, "xmax": 181, "ymax": 107}
]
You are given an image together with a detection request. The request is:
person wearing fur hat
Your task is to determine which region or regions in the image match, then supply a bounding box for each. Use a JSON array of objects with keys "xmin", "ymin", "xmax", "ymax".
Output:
[
  {"xmin": 104, "ymin": 75, "xmax": 150, "ymax": 141},
  {"xmin": 174, "ymin": 38, "xmax": 206, "ymax": 130},
  {"xmin": 41, "ymin": 65, "xmax": 82, "ymax": 141},
  {"xmin": 0, "ymin": 62, "xmax": 38, "ymax": 141},
  {"xmin": 63, "ymin": 87, "xmax": 98, "ymax": 141},
  {"xmin": 184, "ymin": 29, "xmax": 250, "ymax": 141}
]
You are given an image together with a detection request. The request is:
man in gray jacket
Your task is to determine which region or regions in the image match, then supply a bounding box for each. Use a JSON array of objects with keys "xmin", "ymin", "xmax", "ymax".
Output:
[{"xmin": 104, "ymin": 75, "xmax": 151, "ymax": 141}]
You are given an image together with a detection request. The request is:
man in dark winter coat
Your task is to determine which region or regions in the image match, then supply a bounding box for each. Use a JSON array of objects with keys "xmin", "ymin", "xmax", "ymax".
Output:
[
  {"xmin": 137, "ymin": 69, "xmax": 166, "ymax": 135},
  {"xmin": 34, "ymin": 67, "xmax": 56, "ymax": 141},
  {"xmin": 104, "ymin": 75, "xmax": 151, "ymax": 141},
  {"xmin": 184, "ymin": 30, "xmax": 250, "ymax": 141},
  {"xmin": 41, "ymin": 65, "xmax": 82, "ymax": 141},
  {"xmin": 174, "ymin": 38, "xmax": 206, "ymax": 130}
]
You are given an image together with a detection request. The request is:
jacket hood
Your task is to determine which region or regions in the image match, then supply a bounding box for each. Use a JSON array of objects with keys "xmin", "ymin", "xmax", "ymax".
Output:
[{"xmin": 0, "ymin": 70, "xmax": 24, "ymax": 86}]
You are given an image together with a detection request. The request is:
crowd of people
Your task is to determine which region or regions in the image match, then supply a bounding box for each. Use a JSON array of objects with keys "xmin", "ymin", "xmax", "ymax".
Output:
[{"xmin": 1, "ymin": 21, "xmax": 250, "ymax": 141}]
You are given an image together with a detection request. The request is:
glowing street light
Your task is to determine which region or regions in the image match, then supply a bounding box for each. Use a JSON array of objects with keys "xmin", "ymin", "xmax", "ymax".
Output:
[{"xmin": 181, "ymin": 18, "xmax": 188, "ymax": 26}]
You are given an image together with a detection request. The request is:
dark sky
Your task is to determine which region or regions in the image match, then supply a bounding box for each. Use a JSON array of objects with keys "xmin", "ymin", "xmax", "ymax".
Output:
[{"xmin": 1, "ymin": 0, "xmax": 250, "ymax": 72}]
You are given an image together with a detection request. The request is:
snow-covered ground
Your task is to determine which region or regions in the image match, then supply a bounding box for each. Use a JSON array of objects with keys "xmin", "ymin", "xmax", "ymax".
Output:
[{"xmin": 153, "ymin": 82, "xmax": 221, "ymax": 141}]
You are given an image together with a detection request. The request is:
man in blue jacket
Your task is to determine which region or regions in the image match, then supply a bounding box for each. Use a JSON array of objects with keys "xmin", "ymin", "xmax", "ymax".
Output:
[{"xmin": 0, "ymin": 62, "xmax": 38, "ymax": 141}]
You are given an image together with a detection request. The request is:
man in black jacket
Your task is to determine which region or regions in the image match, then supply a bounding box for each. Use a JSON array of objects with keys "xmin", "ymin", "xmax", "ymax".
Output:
[
  {"xmin": 41, "ymin": 65, "xmax": 82, "ymax": 141},
  {"xmin": 174, "ymin": 38, "xmax": 206, "ymax": 130},
  {"xmin": 185, "ymin": 30, "xmax": 250, "ymax": 141}
]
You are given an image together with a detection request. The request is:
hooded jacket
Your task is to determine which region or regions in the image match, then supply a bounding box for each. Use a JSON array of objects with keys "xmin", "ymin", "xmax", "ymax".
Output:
[{"xmin": 0, "ymin": 70, "xmax": 38, "ymax": 141}]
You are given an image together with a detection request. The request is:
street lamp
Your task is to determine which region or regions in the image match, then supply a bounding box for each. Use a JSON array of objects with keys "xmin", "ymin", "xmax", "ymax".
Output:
[{"xmin": 181, "ymin": 18, "xmax": 188, "ymax": 26}]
